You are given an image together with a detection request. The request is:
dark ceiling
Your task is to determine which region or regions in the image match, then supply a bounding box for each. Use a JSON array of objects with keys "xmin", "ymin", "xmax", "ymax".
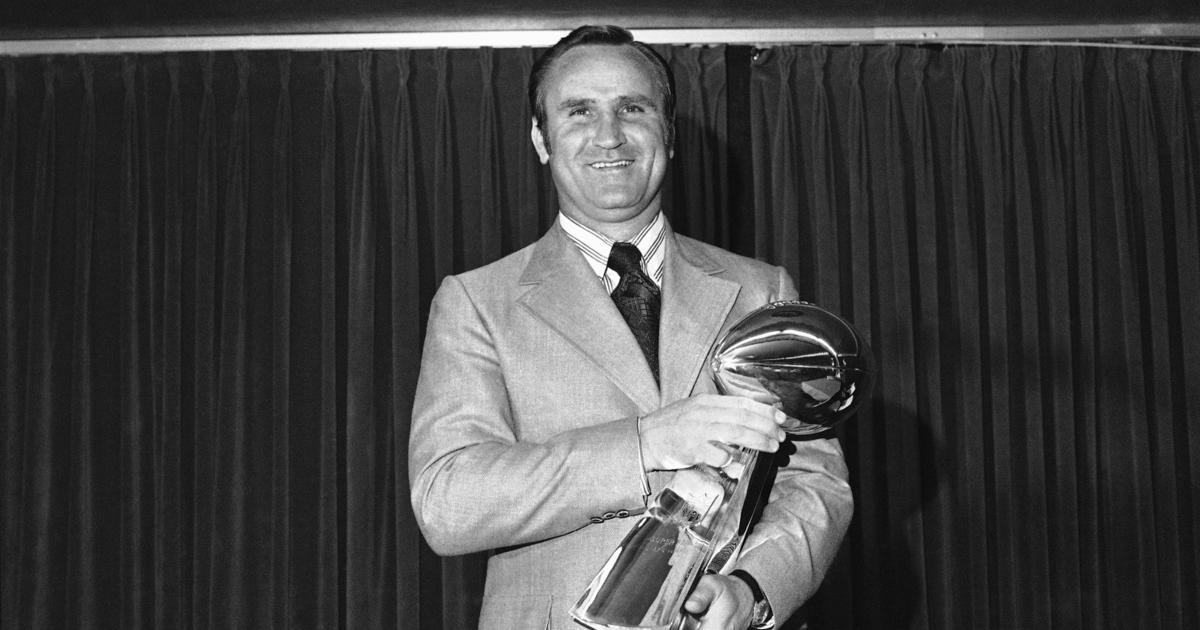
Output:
[{"xmin": 3, "ymin": 0, "xmax": 1200, "ymax": 40}]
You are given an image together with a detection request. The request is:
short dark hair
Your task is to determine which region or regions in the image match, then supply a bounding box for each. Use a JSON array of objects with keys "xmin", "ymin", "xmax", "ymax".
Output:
[{"xmin": 528, "ymin": 25, "xmax": 676, "ymax": 144}]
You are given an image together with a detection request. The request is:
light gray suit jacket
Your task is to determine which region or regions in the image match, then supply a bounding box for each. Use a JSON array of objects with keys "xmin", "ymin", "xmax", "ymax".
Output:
[{"xmin": 409, "ymin": 220, "xmax": 853, "ymax": 629}]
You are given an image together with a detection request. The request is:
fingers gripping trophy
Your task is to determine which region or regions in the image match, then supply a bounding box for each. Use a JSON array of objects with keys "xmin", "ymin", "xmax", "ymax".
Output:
[{"xmin": 571, "ymin": 301, "xmax": 875, "ymax": 630}]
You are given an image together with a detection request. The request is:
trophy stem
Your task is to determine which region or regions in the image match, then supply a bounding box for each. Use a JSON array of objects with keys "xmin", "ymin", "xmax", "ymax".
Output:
[{"xmin": 571, "ymin": 447, "xmax": 770, "ymax": 630}]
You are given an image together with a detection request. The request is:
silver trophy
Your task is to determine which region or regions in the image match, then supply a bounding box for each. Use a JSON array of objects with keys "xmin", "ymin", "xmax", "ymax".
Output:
[{"xmin": 572, "ymin": 300, "xmax": 874, "ymax": 630}]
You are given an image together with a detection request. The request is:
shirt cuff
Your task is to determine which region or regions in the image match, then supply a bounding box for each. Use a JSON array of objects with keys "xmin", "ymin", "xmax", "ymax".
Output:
[
  {"xmin": 730, "ymin": 569, "xmax": 775, "ymax": 629},
  {"xmin": 634, "ymin": 415, "xmax": 652, "ymax": 503}
]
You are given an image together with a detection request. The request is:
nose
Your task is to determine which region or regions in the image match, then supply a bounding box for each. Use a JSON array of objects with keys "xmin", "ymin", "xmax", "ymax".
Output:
[{"xmin": 592, "ymin": 112, "xmax": 626, "ymax": 149}]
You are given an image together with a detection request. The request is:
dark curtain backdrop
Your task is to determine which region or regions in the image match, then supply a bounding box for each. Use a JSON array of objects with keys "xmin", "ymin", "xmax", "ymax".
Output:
[{"xmin": 1, "ymin": 44, "xmax": 1197, "ymax": 630}]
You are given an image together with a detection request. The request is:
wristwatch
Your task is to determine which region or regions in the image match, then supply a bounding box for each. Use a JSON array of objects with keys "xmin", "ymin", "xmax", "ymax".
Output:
[{"xmin": 730, "ymin": 569, "xmax": 774, "ymax": 629}]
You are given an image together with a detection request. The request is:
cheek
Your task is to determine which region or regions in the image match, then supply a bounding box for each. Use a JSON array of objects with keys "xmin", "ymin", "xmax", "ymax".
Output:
[
  {"xmin": 629, "ymin": 123, "xmax": 668, "ymax": 149},
  {"xmin": 554, "ymin": 125, "xmax": 591, "ymax": 152}
]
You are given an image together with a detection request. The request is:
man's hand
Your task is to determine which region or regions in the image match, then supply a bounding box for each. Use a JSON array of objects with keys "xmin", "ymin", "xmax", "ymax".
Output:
[
  {"xmin": 682, "ymin": 573, "xmax": 757, "ymax": 629},
  {"xmin": 639, "ymin": 394, "xmax": 788, "ymax": 471}
]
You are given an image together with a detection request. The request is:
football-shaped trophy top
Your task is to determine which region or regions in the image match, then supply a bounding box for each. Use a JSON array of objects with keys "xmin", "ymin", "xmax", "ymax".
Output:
[{"xmin": 711, "ymin": 300, "xmax": 875, "ymax": 435}]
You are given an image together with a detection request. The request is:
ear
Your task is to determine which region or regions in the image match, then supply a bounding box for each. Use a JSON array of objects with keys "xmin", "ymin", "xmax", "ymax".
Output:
[
  {"xmin": 667, "ymin": 120, "xmax": 676, "ymax": 159},
  {"xmin": 530, "ymin": 117, "xmax": 550, "ymax": 164}
]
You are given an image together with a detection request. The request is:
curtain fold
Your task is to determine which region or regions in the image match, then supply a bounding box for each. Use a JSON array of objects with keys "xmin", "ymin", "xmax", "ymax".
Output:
[
  {"xmin": 345, "ymin": 49, "xmax": 380, "ymax": 629},
  {"xmin": 387, "ymin": 48, "xmax": 428, "ymax": 628},
  {"xmin": 904, "ymin": 47, "xmax": 954, "ymax": 630},
  {"xmin": 68, "ymin": 56, "xmax": 99, "ymax": 629},
  {"xmin": 268, "ymin": 50, "xmax": 293, "ymax": 629},
  {"xmin": 476, "ymin": 48, "xmax": 504, "ymax": 266},
  {"xmin": 1, "ymin": 69, "xmax": 17, "ymax": 628},
  {"xmin": 315, "ymin": 51, "xmax": 340, "ymax": 630},
  {"xmin": 158, "ymin": 53, "xmax": 185, "ymax": 630},
  {"xmin": 1, "ymin": 45, "xmax": 1198, "ymax": 630},
  {"xmin": 24, "ymin": 56, "xmax": 58, "ymax": 630},
  {"xmin": 663, "ymin": 45, "xmax": 729, "ymax": 247},
  {"xmin": 950, "ymin": 47, "xmax": 992, "ymax": 629},
  {"xmin": 1029, "ymin": 46, "xmax": 1084, "ymax": 630}
]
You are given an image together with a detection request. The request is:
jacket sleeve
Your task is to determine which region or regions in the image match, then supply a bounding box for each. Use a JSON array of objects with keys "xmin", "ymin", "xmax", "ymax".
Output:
[
  {"xmin": 733, "ymin": 437, "xmax": 854, "ymax": 622},
  {"xmin": 407, "ymin": 275, "xmax": 649, "ymax": 556}
]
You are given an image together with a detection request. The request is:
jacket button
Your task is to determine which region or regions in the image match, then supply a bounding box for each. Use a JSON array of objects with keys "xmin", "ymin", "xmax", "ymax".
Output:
[
  {"xmin": 602, "ymin": 512, "xmax": 616, "ymax": 520},
  {"xmin": 589, "ymin": 516, "xmax": 603, "ymax": 524},
  {"xmin": 616, "ymin": 510, "xmax": 630, "ymax": 518}
]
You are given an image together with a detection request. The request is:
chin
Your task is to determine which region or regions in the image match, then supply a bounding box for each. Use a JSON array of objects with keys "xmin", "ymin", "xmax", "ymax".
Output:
[
  {"xmin": 592, "ymin": 199, "xmax": 648, "ymax": 215},
  {"xmin": 590, "ymin": 192, "xmax": 650, "ymax": 212}
]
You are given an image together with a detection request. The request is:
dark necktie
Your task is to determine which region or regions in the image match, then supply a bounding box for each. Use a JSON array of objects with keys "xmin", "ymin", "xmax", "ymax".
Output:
[{"xmin": 607, "ymin": 242, "xmax": 660, "ymax": 383}]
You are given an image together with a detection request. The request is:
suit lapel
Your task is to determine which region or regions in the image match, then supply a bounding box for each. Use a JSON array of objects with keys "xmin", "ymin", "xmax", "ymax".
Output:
[
  {"xmin": 518, "ymin": 224, "xmax": 661, "ymax": 413},
  {"xmin": 658, "ymin": 234, "xmax": 741, "ymax": 405}
]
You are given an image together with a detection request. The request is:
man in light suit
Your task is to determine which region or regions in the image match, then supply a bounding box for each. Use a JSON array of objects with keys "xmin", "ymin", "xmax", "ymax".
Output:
[{"xmin": 409, "ymin": 25, "xmax": 853, "ymax": 629}]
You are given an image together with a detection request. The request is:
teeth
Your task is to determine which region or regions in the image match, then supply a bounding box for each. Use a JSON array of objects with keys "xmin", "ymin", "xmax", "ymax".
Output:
[{"xmin": 591, "ymin": 160, "xmax": 633, "ymax": 169}]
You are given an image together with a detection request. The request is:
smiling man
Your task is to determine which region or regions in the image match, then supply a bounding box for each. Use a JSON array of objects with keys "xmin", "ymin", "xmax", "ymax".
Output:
[
  {"xmin": 409, "ymin": 26, "xmax": 853, "ymax": 630},
  {"xmin": 530, "ymin": 40, "xmax": 673, "ymax": 239}
]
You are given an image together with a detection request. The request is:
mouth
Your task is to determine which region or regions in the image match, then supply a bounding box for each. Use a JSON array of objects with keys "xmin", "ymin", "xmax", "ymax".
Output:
[{"xmin": 588, "ymin": 159, "xmax": 634, "ymax": 170}]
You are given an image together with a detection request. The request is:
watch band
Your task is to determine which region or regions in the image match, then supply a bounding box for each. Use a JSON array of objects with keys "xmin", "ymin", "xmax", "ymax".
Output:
[{"xmin": 730, "ymin": 569, "xmax": 774, "ymax": 628}]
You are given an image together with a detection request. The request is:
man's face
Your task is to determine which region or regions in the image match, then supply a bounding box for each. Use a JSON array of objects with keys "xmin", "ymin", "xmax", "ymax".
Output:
[{"xmin": 531, "ymin": 44, "xmax": 673, "ymax": 239}]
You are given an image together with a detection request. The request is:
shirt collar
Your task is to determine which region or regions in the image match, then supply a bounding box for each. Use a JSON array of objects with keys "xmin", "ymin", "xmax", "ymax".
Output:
[{"xmin": 558, "ymin": 211, "xmax": 667, "ymax": 292}]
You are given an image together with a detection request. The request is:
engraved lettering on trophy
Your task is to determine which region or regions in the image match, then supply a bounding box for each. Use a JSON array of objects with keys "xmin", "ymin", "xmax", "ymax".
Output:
[{"xmin": 645, "ymin": 535, "xmax": 677, "ymax": 555}]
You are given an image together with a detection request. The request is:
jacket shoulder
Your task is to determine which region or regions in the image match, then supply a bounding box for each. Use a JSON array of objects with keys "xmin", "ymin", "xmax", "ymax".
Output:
[
  {"xmin": 674, "ymin": 233, "xmax": 784, "ymax": 280},
  {"xmin": 442, "ymin": 241, "xmax": 537, "ymax": 295}
]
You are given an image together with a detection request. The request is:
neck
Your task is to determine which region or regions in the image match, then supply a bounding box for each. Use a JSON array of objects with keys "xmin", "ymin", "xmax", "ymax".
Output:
[{"xmin": 564, "ymin": 207, "xmax": 661, "ymax": 243}]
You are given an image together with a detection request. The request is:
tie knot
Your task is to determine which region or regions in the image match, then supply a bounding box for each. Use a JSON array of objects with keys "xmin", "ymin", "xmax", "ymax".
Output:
[{"xmin": 607, "ymin": 242, "xmax": 643, "ymax": 276}]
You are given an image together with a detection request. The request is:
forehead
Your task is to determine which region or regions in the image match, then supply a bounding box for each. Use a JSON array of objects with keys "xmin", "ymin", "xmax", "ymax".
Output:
[{"xmin": 542, "ymin": 44, "xmax": 661, "ymax": 103}]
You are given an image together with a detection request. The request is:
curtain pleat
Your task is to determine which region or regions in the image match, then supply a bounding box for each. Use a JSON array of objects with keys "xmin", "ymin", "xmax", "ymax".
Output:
[
  {"xmin": 214, "ymin": 51, "xmax": 250, "ymax": 626},
  {"xmin": 388, "ymin": 48, "xmax": 427, "ymax": 628},
  {"xmin": 1126, "ymin": 49, "xmax": 1178, "ymax": 629},
  {"xmin": 956, "ymin": 47, "xmax": 993, "ymax": 630},
  {"xmin": 344, "ymin": 49, "xmax": 377, "ymax": 629},
  {"xmin": 1006, "ymin": 49, "xmax": 1054, "ymax": 630},
  {"xmin": 665, "ymin": 46, "xmax": 728, "ymax": 246},
  {"xmin": 188, "ymin": 52, "xmax": 213, "ymax": 630},
  {"xmin": 979, "ymin": 48, "xmax": 1019, "ymax": 630},
  {"xmin": 806, "ymin": 47, "xmax": 838, "ymax": 307},
  {"xmin": 840, "ymin": 45, "xmax": 880, "ymax": 630},
  {"xmin": 67, "ymin": 57, "xmax": 99, "ymax": 629},
  {"xmin": 117, "ymin": 55, "xmax": 148, "ymax": 629},
  {"xmin": 475, "ymin": 48, "xmax": 503, "ymax": 266},
  {"xmin": 20, "ymin": 57, "xmax": 57, "ymax": 630},
  {"xmin": 429, "ymin": 50, "xmax": 456, "ymax": 281},
  {"xmin": 512, "ymin": 49, "xmax": 545, "ymax": 251},
  {"xmin": 269, "ymin": 51, "xmax": 293, "ymax": 628},
  {"xmin": 753, "ymin": 48, "xmax": 799, "ymax": 276},
  {"xmin": 884, "ymin": 45, "xmax": 927, "ymax": 630},
  {"xmin": 1098, "ymin": 49, "xmax": 1149, "ymax": 630},
  {"xmin": 1166, "ymin": 49, "xmax": 1200, "ymax": 630},
  {"xmin": 157, "ymin": 54, "xmax": 185, "ymax": 630},
  {"xmin": 1167, "ymin": 54, "xmax": 1200, "ymax": 630},
  {"xmin": 1075, "ymin": 49, "xmax": 1100, "ymax": 625},
  {"xmin": 315, "ymin": 51, "xmax": 341, "ymax": 630},
  {"xmin": 1031, "ymin": 46, "xmax": 1085, "ymax": 630},
  {"xmin": 0, "ymin": 58, "xmax": 18, "ymax": 629},
  {"xmin": 906, "ymin": 47, "xmax": 955, "ymax": 630},
  {"xmin": 2, "ymin": 45, "xmax": 1199, "ymax": 630}
]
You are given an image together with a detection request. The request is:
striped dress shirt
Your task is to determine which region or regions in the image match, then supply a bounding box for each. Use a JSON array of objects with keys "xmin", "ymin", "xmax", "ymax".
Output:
[{"xmin": 557, "ymin": 211, "xmax": 667, "ymax": 293}]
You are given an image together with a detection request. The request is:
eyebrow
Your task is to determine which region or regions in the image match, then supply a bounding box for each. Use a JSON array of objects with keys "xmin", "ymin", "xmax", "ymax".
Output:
[
  {"xmin": 556, "ymin": 97, "xmax": 594, "ymax": 111},
  {"xmin": 555, "ymin": 95, "xmax": 659, "ymax": 111},
  {"xmin": 617, "ymin": 95, "xmax": 657, "ymax": 109}
]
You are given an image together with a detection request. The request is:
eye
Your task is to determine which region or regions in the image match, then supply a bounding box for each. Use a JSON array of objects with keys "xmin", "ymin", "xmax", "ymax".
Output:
[
  {"xmin": 621, "ymin": 104, "xmax": 645, "ymax": 114},
  {"xmin": 569, "ymin": 107, "xmax": 591, "ymax": 117}
]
